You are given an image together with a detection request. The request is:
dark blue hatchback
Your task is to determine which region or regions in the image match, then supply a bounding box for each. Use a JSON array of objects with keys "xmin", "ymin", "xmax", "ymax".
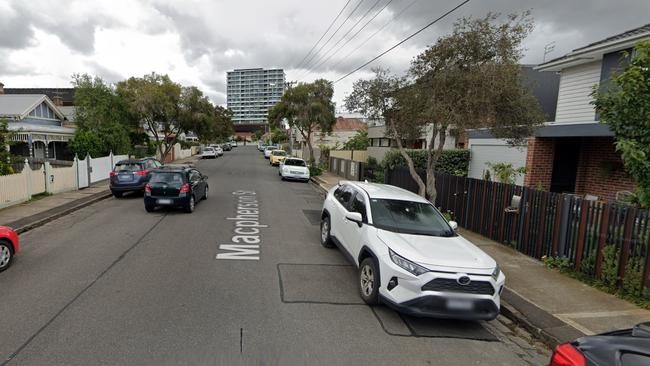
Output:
[{"xmin": 109, "ymin": 158, "xmax": 163, "ymax": 197}]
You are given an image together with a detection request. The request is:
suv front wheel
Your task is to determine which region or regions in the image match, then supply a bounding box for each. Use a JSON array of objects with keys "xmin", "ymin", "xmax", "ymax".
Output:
[
  {"xmin": 320, "ymin": 216, "xmax": 335, "ymax": 248},
  {"xmin": 359, "ymin": 257, "xmax": 379, "ymax": 305}
]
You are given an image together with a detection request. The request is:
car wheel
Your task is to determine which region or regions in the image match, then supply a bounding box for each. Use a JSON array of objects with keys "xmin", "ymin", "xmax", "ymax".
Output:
[
  {"xmin": 112, "ymin": 191, "xmax": 123, "ymax": 198},
  {"xmin": 185, "ymin": 195, "xmax": 195, "ymax": 213},
  {"xmin": 145, "ymin": 204, "xmax": 155, "ymax": 212},
  {"xmin": 0, "ymin": 240, "xmax": 14, "ymax": 272},
  {"xmin": 359, "ymin": 258, "xmax": 380, "ymax": 305},
  {"xmin": 320, "ymin": 216, "xmax": 335, "ymax": 248},
  {"xmin": 204, "ymin": 186, "xmax": 208, "ymax": 200}
]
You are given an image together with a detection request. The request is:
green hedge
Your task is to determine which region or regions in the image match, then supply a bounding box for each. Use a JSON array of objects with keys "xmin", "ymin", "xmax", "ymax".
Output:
[{"xmin": 381, "ymin": 149, "xmax": 470, "ymax": 175}]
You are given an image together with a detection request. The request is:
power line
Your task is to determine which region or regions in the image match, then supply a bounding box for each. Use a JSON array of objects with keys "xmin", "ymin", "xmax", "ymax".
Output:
[
  {"xmin": 298, "ymin": 0, "xmax": 366, "ymax": 77},
  {"xmin": 334, "ymin": 0, "xmax": 470, "ymax": 84},
  {"xmin": 330, "ymin": 0, "xmax": 418, "ymax": 71},
  {"xmin": 300, "ymin": 0, "xmax": 392, "ymax": 81},
  {"xmin": 294, "ymin": 0, "xmax": 353, "ymax": 70}
]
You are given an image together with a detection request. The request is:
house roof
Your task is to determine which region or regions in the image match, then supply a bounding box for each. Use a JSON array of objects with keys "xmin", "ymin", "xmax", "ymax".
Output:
[
  {"xmin": 7, "ymin": 122, "xmax": 76, "ymax": 136},
  {"xmin": 537, "ymin": 23, "xmax": 650, "ymax": 71},
  {"xmin": 0, "ymin": 94, "xmax": 66, "ymax": 120},
  {"xmin": 3, "ymin": 88, "xmax": 75, "ymax": 106},
  {"xmin": 331, "ymin": 117, "xmax": 368, "ymax": 132}
]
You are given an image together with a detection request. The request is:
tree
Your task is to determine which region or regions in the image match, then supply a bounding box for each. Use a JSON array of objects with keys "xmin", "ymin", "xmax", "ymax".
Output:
[
  {"xmin": 253, "ymin": 130, "xmax": 264, "ymax": 141},
  {"xmin": 69, "ymin": 74, "xmax": 133, "ymax": 157},
  {"xmin": 349, "ymin": 14, "xmax": 544, "ymax": 200},
  {"xmin": 213, "ymin": 106, "xmax": 235, "ymax": 142},
  {"xmin": 593, "ymin": 40, "xmax": 650, "ymax": 208},
  {"xmin": 343, "ymin": 129, "xmax": 369, "ymax": 150},
  {"xmin": 271, "ymin": 127, "xmax": 289, "ymax": 144},
  {"xmin": 117, "ymin": 73, "xmax": 214, "ymax": 160},
  {"xmin": 269, "ymin": 79, "xmax": 336, "ymax": 164},
  {"xmin": 0, "ymin": 119, "xmax": 19, "ymax": 175}
]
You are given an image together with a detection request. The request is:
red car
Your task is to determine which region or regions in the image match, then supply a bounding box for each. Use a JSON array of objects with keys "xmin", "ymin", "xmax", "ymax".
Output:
[{"xmin": 0, "ymin": 226, "xmax": 19, "ymax": 271}]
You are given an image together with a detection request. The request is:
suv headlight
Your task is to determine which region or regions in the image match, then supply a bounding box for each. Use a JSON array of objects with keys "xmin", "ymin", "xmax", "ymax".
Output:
[
  {"xmin": 491, "ymin": 265, "xmax": 501, "ymax": 281},
  {"xmin": 389, "ymin": 249, "xmax": 429, "ymax": 276}
]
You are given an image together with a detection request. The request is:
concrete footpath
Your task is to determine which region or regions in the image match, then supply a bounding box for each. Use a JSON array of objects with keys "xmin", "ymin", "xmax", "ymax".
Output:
[
  {"xmin": 0, "ymin": 155, "xmax": 200, "ymax": 234},
  {"xmin": 312, "ymin": 171, "xmax": 650, "ymax": 347}
]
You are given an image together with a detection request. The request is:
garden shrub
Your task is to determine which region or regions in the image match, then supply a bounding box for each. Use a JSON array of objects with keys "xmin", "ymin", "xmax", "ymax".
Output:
[{"xmin": 381, "ymin": 149, "xmax": 470, "ymax": 175}]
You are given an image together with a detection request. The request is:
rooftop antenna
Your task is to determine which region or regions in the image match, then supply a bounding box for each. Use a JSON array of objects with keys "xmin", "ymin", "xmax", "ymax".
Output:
[{"xmin": 543, "ymin": 41, "xmax": 556, "ymax": 63}]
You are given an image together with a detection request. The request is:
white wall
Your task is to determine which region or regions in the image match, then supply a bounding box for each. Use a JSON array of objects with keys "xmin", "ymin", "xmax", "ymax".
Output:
[
  {"xmin": 555, "ymin": 61, "xmax": 601, "ymax": 123},
  {"xmin": 468, "ymin": 138, "xmax": 528, "ymax": 186}
]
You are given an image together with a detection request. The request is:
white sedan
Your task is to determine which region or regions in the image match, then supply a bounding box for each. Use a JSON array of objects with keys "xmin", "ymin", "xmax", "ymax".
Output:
[
  {"xmin": 279, "ymin": 158, "xmax": 310, "ymax": 182},
  {"xmin": 201, "ymin": 147, "xmax": 217, "ymax": 159},
  {"xmin": 320, "ymin": 181, "xmax": 505, "ymax": 320}
]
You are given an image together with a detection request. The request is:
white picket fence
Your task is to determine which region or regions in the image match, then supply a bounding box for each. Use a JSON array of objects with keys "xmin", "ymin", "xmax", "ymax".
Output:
[{"xmin": 0, "ymin": 152, "xmax": 127, "ymax": 209}]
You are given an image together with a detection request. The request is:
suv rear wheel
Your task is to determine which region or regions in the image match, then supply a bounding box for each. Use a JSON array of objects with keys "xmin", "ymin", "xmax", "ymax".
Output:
[
  {"xmin": 320, "ymin": 216, "xmax": 335, "ymax": 248},
  {"xmin": 359, "ymin": 257, "xmax": 379, "ymax": 305}
]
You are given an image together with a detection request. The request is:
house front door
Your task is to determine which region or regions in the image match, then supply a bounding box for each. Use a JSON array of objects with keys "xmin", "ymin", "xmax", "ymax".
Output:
[{"xmin": 550, "ymin": 138, "xmax": 581, "ymax": 194}]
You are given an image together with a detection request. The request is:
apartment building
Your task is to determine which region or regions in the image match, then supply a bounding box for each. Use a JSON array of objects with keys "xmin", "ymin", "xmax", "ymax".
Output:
[{"xmin": 226, "ymin": 68, "xmax": 285, "ymax": 127}]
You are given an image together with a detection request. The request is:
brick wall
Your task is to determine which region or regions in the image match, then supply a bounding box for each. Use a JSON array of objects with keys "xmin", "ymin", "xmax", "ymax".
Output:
[
  {"xmin": 574, "ymin": 137, "xmax": 636, "ymax": 201},
  {"xmin": 524, "ymin": 137, "xmax": 555, "ymax": 190}
]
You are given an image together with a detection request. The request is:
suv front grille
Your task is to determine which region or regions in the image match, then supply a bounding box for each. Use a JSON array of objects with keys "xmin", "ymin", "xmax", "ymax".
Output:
[{"xmin": 422, "ymin": 278, "xmax": 495, "ymax": 296}]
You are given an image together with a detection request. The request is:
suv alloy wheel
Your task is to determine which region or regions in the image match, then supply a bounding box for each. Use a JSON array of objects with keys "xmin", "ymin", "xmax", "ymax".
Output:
[{"xmin": 359, "ymin": 257, "xmax": 379, "ymax": 305}]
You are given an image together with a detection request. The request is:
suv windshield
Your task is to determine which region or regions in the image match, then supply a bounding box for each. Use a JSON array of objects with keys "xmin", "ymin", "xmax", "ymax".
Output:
[
  {"xmin": 284, "ymin": 159, "xmax": 306, "ymax": 166},
  {"xmin": 370, "ymin": 199, "xmax": 454, "ymax": 237},
  {"xmin": 150, "ymin": 172, "xmax": 185, "ymax": 185}
]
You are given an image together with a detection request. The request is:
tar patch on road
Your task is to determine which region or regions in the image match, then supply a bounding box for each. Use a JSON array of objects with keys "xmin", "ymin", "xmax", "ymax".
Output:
[
  {"xmin": 301, "ymin": 210, "xmax": 322, "ymax": 226},
  {"xmin": 277, "ymin": 263, "xmax": 498, "ymax": 342}
]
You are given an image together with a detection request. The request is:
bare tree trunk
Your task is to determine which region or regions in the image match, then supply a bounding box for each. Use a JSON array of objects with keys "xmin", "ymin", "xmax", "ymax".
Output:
[
  {"xmin": 391, "ymin": 123, "xmax": 426, "ymax": 197},
  {"xmin": 426, "ymin": 125, "xmax": 448, "ymax": 203}
]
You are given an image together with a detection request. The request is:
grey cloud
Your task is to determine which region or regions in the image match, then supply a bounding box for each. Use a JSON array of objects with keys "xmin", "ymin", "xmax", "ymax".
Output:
[
  {"xmin": 0, "ymin": 4, "xmax": 35, "ymax": 49},
  {"xmin": 85, "ymin": 61, "xmax": 124, "ymax": 84}
]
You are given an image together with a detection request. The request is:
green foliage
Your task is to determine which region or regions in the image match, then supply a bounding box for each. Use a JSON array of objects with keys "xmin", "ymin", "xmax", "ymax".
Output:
[
  {"xmin": 269, "ymin": 79, "xmax": 336, "ymax": 165},
  {"xmin": 542, "ymin": 256, "xmax": 572, "ymax": 272},
  {"xmin": 483, "ymin": 169, "xmax": 492, "ymax": 181},
  {"xmin": 486, "ymin": 162, "xmax": 527, "ymax": 184},
  {"xmin": 593, "ymin": 40, "xmax": 650, "ymax": 208},
  {"xmin": 580, "ymin": 249, "xmax": 597, "ymax": 277},
  {"xmin": 309, "ymin": 165, "xmax": 323, "ymax": 177},
  {"xmin": 71, "ymin": 74, "xmax": 133, "ymax": 156},
  {"xmin": 365, "ymin": 156, "xmax": 385, "ymax": 183},
  {"xmin": 271, "ymin": 127, "xmax": 289, "ymax": 144},
  {"xmin": 0, "ymin": 119, "xmax": 19, "ymax": 175},
  {"xmin": 622, "ymin": 256, "xmax": 645, "ymax": 298},
  {"xmin": 343, "ymin": 130, "xmax": 369, "ymax": 150},
  {"xmin": 381, "ymin": 149, "xmax": 470, "ymax": 175},
  {"xmin": 598, "ymin": 244, "xmax": 620, "ymax": 291}
]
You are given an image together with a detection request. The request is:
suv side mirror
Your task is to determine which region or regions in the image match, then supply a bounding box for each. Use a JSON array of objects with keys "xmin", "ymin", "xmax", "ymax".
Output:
[
  {"xmin": 345, "ymin": 212, "xmax": 363, "ymax": 227},
  {"xmin": 449, "ymin": 221, "xmax": 458, "ymax": 230}
]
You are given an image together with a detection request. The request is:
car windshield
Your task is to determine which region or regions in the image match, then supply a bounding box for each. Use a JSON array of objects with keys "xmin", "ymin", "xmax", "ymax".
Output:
[
  {"xmin": 114, "ymin": 162, "xmax": 143, "ymax": 171},
  {"xmin": 150, "ymin": 172, "xmax": 185, "ymax": 185},
  {"xmin": 272, "ymin": 151, "xmax": 286, "ymax": 156},
  {"xmin": 284, "ymin": 159, "xmax": 306, "ymax": 166},
  {"xmin": 370, "ymin": 199, "xmax": 455, "ymax": 237},
  {"xmin": 204, "ymin": 148, "xmax": 214, "ymax": 151}
]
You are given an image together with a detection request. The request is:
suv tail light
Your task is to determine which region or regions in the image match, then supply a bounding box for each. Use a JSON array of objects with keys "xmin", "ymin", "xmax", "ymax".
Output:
[
  {"xmin": 110, "ymin": 171, "xmax": 116, "ymax": 177},
  {"xmin": 145, "ymin": 184, "xmax": 151, "ymax": 193},
  {"xmin": 135, "ymin": 169, "xmax": 148, "ymax": 176},
  {"xmin": 550, "ymin": 343, "xmax": 586, "ymax": 366},
  {"xmin": 179, "ymin": 183, "xmax": 190, "ymax": 193}
]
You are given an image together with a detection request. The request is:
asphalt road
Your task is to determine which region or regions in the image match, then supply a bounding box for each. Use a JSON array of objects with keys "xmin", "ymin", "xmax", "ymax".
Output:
[{"xmin": 0, "ymin": 146, "xmax": 549, "ymax": 365}]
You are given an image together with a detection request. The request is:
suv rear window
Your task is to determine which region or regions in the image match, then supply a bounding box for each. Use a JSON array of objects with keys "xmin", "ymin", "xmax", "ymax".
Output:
[
  {"xmin": 272, "ymin": 151, "xmax": 287, "ymax": 156},
  {"xmin": 150, "ymin": 172, "xmax": 186, "ymax": 185},
  {"xmin": 284, "ymin": 159, "xmax": 306, "ymax": 166},
  {"xmin": 114, "ymin": 162, "xmax": 143, "ymax": 171}
]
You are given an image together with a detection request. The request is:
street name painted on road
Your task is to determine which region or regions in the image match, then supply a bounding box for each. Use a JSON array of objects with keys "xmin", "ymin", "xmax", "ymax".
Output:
[{"xmin": 216, "ymin": 190, "xmax": 266, "ymax": 261}]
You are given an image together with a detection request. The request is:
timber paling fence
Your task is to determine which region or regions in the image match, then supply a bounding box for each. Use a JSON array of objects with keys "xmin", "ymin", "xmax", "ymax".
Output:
[{"xmin": 385, "ymin": 167, "xmax": 650, "ymax": 292}]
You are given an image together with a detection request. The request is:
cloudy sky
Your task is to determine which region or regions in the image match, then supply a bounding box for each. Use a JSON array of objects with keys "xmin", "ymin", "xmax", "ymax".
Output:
[{"xmin": 1, "ymin": 0, "xmax": 648, "ymax": 110}]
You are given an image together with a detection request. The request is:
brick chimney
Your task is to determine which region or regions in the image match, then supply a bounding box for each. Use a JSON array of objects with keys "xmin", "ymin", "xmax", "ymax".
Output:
[
  {"xmin": 0, "ymin": 82, "xmax": 4, "ymax": 94},
  {"xmin": 53, "ymin": 95, "xmax": 63, "ymax": 106}
]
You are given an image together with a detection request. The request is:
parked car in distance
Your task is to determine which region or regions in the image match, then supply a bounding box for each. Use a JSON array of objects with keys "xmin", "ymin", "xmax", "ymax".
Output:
[
  {"xmin": 264, "ymin": 145, "xmax": 279, "ymax": 159},
  {"xmin": 320, "ymin": 182, "xmax": 505, "ymax": 320},
  {"xmin": 269, "ymin": 150, "xmax": 287, "ymax": 166},
  {"xmin": 214, "ymin": 145, "xmax": 224, "ymax": 156},
  {"xmin": 549, "ymin": 322, "xmax": 650, "ymax": 366},
  {"xmin": 222, "ymin": 143, "xmax": 232, "ymax": 151},
  {"xmin": 144, "ymin": 166, "xmax": 208, "ymax": 213},
  {"xmin": 257, "ymin": 143, "xmax": 267, "ymax": 151},
  {"xmin": 229, "ymin": 140, "xmax": 238, "ymax": 147},
  {"xmin": 110, "ymin": 158, "xmax": 163, "ymax": 198},
  {"xmin": 0, "ymin": 226, "xmax": 19, "ymax": 272},
  {"xmin": 279, "ymin": 158, "xmax": 310, "ymax": 182},
  {"xmin": 202, "ymin": 147, "xmax": 217, "ymax": 159}
]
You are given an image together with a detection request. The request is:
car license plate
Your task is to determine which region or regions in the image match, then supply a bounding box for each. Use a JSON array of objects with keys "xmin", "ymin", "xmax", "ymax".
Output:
[
  {"xmin": 118, "ymin": 174, "xmax": 132, "ymax": 181},
  {"xmin": 157, "ymin": 199, "xmax": 172, "ymax": 205},
  {"xmin": 447, "ymin": 299, "xmax": 474, "ymax": 311},
  {"xmin": 290, "ymin": 171, "xmax": 302, "ymax": 175}
]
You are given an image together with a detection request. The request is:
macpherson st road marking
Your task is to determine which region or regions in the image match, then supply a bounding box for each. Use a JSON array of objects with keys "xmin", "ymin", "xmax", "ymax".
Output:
[{"xmin": 216, "ymin": 190, "xmax": 266, "ymax": 261}]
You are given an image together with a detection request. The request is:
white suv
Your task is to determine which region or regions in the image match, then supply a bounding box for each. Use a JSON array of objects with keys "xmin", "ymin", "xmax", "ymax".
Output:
[{"xmin": 320, "ymin": 181, "xmax": 505, "ymax": 320}]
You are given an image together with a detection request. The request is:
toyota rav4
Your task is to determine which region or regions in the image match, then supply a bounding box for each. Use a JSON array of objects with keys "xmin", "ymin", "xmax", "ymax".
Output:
[{"xmin": 320, "ymin": 181, "xmax": 505, "ymax": 320}]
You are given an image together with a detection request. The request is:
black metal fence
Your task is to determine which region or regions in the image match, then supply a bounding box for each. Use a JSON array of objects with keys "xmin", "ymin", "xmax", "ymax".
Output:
[{"xmin": 386, "ymin": 167, "xmax": 650, "ymax": 293}]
